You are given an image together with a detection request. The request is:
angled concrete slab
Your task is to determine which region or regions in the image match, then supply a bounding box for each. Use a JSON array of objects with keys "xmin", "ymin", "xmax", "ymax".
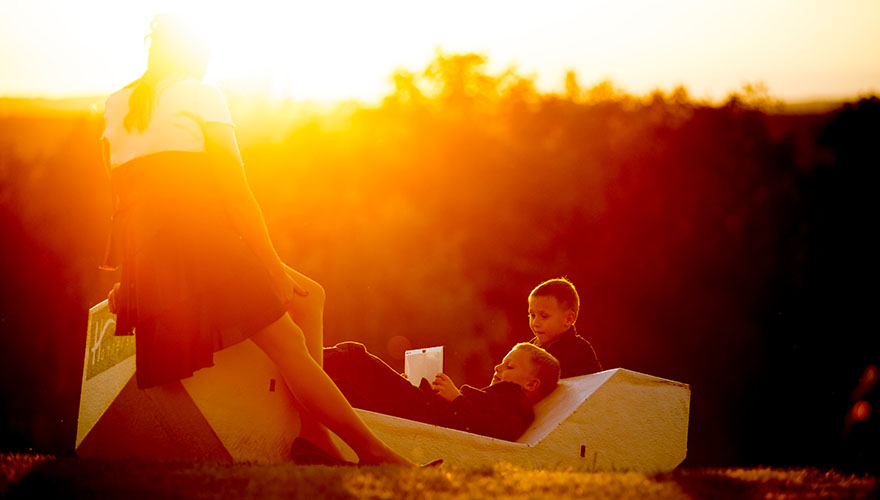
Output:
[
  {"xmin": 76, "ymin": 300, "xmax": 299, "ymax": 462},
  {"xmin": 77, "ymin": 300, "xmax": 689, "ymax": 471},
  {"xmin": 335, "ymin": 369, "xmax": 690, "ymax": 472}
]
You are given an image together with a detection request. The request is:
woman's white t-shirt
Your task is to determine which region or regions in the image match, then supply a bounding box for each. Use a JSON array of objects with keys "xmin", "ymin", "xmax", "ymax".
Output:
[{"xmin": 102, "ymin": 76, "xmax": 234, "ymax": 167}]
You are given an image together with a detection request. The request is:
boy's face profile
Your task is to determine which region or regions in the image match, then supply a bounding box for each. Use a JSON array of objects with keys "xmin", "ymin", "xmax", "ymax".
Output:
[
  {"xmin": 528, "ymin": 294, "xmax": 576, "ymax": 346},
  {"xmin": 491, "ymin": 346, "xmax": 539, "ymax": 393}
]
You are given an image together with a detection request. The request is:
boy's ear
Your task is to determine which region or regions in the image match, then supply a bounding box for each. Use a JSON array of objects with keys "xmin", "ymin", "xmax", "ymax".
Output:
[
  {"xmin": 524, "ymin": 377, "xmax": 541, "ymax": 393},
  {"xmin": 566, "ymin": 309, "xmax": 577, "ymax": 325}
]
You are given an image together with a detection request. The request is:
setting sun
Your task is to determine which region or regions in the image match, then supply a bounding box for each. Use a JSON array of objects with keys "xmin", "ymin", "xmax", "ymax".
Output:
[{"xmin": 1, "ymin": 0, "xmax": 878, "ymax": 102}]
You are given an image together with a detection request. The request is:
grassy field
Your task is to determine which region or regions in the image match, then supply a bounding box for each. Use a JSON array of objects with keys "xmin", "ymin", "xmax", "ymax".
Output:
[{"xmin": 1, "ymin": 454, "xmax": 877, "ymax": 500}]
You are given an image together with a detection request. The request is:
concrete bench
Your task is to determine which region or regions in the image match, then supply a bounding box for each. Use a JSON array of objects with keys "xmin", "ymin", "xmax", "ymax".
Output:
[
  {"xmin": 342, "ymin": 369, "xmax": 690, "ymax": 471},
  {"xmin": 77, "ymin": 301, "xmax": 690, "ymax": 471}
]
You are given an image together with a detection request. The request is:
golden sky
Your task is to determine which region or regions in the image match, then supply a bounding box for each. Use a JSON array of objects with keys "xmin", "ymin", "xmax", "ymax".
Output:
[{"xmin": 1, "ymin": 0, "xmax": 878, "ymax": 102}]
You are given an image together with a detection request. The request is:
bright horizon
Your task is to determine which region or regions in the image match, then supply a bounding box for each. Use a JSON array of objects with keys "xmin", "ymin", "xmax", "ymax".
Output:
[{"xmin": 1, "ymin": 0, "xmax": 879, "ymax": 103}]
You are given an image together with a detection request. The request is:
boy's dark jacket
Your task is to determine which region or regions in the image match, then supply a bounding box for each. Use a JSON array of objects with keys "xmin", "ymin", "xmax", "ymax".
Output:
[
  {"xmin": 530, "ymin": 326, "xmax": 602, "ymax": 378},
  {"xmin": 324, "ymin": 341, "xmax": 534, "ymax": 442},
  {"xmin": 417, "ymin": 378, "xmax": 534, "ymax": 441}
]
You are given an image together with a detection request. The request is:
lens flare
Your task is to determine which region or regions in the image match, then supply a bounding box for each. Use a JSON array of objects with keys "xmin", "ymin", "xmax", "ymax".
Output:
[{"xmin": 851, "ymin": 401, "xmax": 872, "ymax": 422}]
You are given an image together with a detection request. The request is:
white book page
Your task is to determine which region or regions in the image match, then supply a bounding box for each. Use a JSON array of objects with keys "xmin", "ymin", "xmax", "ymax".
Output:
[{"xmin": 404, "ymin": 346, "xmax": 444, "ymax": 387}]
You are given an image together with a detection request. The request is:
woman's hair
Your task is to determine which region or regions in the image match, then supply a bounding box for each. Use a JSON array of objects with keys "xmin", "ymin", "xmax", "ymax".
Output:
[
  {"xmin": 530, "ymin": 277, "xmax": 579, "ymax": 317},
  {"xmin": 124, "ymin": 14, "xmax": 211, "ymax": 133},
  {"xmin": 513, "ymin": 343, "xmax": 560, "ymax": 401}
]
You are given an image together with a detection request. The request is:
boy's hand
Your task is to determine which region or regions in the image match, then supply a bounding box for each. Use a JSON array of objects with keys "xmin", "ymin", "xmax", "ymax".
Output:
[
  {"xmin": 432, "ymin": 373, "xmax": 462, "ymax": 402},
  {"xmin": 107, "ymin": 283, "xmax": 121, "ymax": 314}
]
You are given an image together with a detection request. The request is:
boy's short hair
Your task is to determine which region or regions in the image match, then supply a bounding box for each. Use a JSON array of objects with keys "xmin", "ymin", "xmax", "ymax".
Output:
[
  {"xmin": 530, "ymin": 278, "xmax": 579, "ymax": 317},
  {"xmin": 513, "ymin": 342, "xmax": 560, "ymax": 400}
]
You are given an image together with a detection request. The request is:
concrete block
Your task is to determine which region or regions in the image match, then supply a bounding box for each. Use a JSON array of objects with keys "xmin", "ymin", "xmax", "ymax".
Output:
[{"xmin": 75, "ymin": 300, "xmax": 300, "ymax": 462}]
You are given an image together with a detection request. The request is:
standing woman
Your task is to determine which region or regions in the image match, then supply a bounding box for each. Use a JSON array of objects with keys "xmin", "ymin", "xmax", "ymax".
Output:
[{"xmin": 101, "ymin": 14, "xmax": 411, "ymax": 466}]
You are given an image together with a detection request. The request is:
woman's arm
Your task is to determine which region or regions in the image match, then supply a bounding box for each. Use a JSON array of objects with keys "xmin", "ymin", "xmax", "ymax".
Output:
[
  {"xmin": 203, "ymin": 122, "xmax": 307, "ymax": 302},
  {"xmin": 101, "ymin": 138, "xmax": 112, "ymax": 174},
  {"xmin": 101, "ymin": 137, "xmax": 123, "ymax": 312}
]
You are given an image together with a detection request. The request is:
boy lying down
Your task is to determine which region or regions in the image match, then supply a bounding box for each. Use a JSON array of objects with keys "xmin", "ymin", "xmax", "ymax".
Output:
[{"xmin": 321, "ymin": 342, "xmax": 560, "ymax": 443}]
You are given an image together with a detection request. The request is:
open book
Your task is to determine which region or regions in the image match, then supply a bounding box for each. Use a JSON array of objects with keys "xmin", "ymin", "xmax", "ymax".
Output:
[{"xmin": 404, "ymin": 346, "xmax": 444, "ymax": 387}]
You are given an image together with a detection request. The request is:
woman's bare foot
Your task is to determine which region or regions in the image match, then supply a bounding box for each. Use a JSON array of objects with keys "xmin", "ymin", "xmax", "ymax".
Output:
[
  {"xmin": 300, "ymin": 419, "xmax": 413, "ymax": 466},
  {"xmin": 299, "ymin": 420, "xmax": 348, "ymax": 461},
  {"xmin": 357, "ymin": 443, "xmax": 416, "ymax": 467}
]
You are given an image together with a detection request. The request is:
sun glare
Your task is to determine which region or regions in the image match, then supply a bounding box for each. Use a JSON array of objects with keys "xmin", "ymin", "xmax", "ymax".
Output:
[
  {"xmin": 194, "ymin": 3, "xmax": 413, "ymax": 102},
  {"xmin": 0, "ymin": 0, "xmax": 877, "ymax": 101}
]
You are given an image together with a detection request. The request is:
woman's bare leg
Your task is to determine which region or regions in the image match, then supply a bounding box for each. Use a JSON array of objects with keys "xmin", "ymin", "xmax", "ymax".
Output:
[
  {"xmin": 251, "ymin": 313, "xmax": 413, "ymax": 466},
  {"xmin": 278, "ymin": 268, "xmax": 340, "ymax": 457},
  {"xmin": 283, "ymin": 266, "xmax": 324, "ymax": 365}
]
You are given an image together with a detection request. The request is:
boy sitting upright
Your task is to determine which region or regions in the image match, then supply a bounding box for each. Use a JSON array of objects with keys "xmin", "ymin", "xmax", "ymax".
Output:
[
  {"xmin": 528, "ymin": 278, "xmax": 602, "ymax": 378},
  {"xmin": 322, "ymin": 342, "xmax": 560, "ymax": 442}
]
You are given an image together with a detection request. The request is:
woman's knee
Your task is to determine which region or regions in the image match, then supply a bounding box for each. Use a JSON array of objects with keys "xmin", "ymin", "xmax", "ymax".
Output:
[
  {"xmin": 288, "ymin": 270, "xmax": 326, "ymax": 309},
  {"xmin": 307, "ymin": 279, "xmax": 326, "ymax": 307}
]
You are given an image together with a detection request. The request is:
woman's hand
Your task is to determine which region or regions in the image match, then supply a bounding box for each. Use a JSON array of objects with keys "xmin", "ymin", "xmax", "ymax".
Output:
[
  {"xmin": 432, "ymin": 373, "xmax": 462, "ymax": 402},
  {"xmin": 271, "ymin": 267, "xmax": 309, "ymax": 306},
  {"xmin": 283, "ymin": 264, "xmax": 311, "ymax": 297},
  {"xmin": 107, "ymin": 283, "xmax": 121, "ymax": 314}
]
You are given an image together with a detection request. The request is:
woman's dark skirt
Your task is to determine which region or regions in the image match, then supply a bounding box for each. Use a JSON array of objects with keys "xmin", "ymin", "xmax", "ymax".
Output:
[{"xmin": 102, "ymin": 151, "xmax": 286, "ymax": 389}]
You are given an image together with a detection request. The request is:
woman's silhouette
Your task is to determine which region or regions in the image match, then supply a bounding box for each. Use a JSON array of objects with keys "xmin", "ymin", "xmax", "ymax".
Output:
[{"xmin": 100, "ymin": 14, "xmax": 411, "ymax": 466}]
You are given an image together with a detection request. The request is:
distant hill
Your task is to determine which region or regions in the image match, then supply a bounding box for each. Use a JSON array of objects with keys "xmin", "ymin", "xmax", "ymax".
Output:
[
  {"xmin": 0, "ymin": 96, "xmax": 107, "ymax": 116},
  {"xmin": 778, "ymin": 98, "xmax": 851, "ymax": 114},
  {"xmin": 0, "ymin": 94, "xmax": 859, "ymax": 118}
]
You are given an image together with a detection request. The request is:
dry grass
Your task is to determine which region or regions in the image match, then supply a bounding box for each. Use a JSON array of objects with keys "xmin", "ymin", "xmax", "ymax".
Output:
[{"xmin": 1, "ymin": 454, "xmax": 876, "ymax": 500}]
